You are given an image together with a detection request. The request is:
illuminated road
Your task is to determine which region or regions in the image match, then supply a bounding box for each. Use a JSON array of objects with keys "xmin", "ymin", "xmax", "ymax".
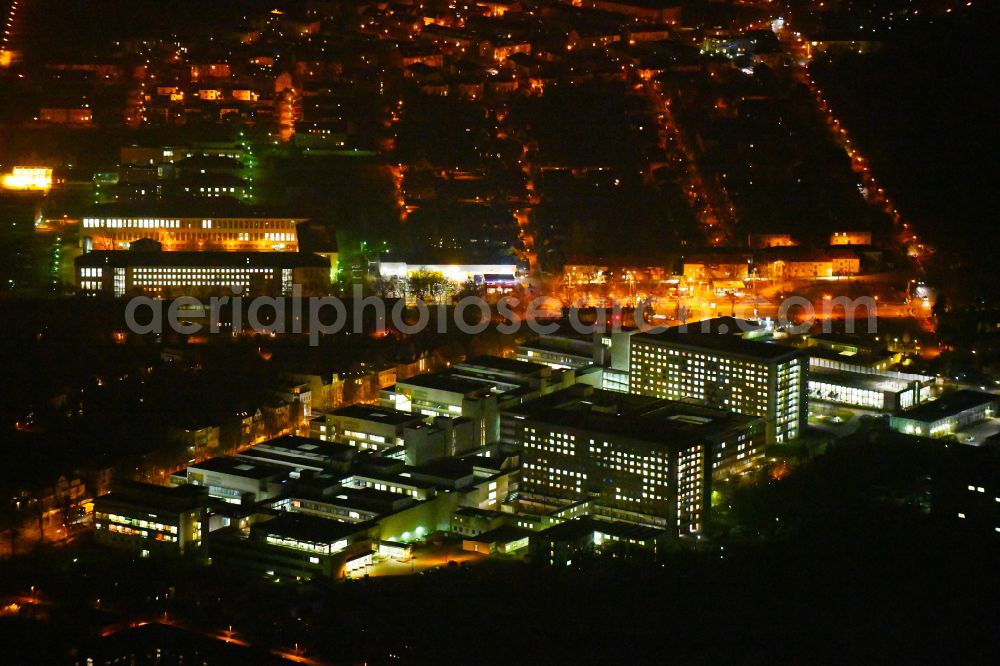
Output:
[
  {"xmin": 0, "ymin": 0, "xmax": 22, "ymax": 65},
  {"xmin": 774, "ymin": 17, "xmax": 935, "ymax": 269},
  {"xmin": 633, "ymin": 73, "xmax": 737, "ymax": 247},
  {"xmin": 97, "ymin": 615, "xmax": 330, "ymax": 665},
  {"xmin": 0, "ymin": 508, "xmax": 82, "ymax": 558}
]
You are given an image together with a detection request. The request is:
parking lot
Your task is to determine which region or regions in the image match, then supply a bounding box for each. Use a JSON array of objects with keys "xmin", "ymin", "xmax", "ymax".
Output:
[
  {"xmin": 350, "ymin": 541, "xmax": 488, "ymax": 578},
  {"xmin": 953, "ymin": 418, "xmax": 1000, "ymax": 446}
]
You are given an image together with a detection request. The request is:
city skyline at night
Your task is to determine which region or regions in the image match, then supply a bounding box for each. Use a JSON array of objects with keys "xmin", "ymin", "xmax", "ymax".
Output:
[{"xmin": 0, "ymin": 1, "xmax": 997, "ymax": 663}]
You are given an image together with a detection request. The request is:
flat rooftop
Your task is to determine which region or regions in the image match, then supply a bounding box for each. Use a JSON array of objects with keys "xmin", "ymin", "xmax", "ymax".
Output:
[
  {"xmin": 349, "ymin": 471, "xmax": 437, "ymax": 490},
  {"xmin": 99, "ymin": 481, "xmax": 208, "ymax": 512},
  {"xmin": 255, "ymin": 512, "xmax": 369, "ymax": 544},
  {"xmin": 654, "ymin": 316, "xmax": 765, "ymax": 336},
  {"xmin": 538, "ymin": 516, "xmax": 666, "ymax": 542},
  {"xmin": 517, "ymin": 339, "xmax": 594, "ymax": 358},
  {"xmin": 809, "ymin": 332, "xmax": 881, "ymax": 348},
  {"xmin": 250, "ymin": 435, "xmax": 355, "ymax": 458},
  {"xmin": 634, "ymin": 323, "xmax": 799, "ymax": 361},
  {"xmin": 76, "ymin": 251, "xmax": 327, "ymax": 269},
  {"xmin": 394, "ymin": 372, "xmax": 493, "ymax": 396},
  {"xmin": 329, "ymin": 486, "xmax": 414, "ymax": 506},
  {"xmin": 454, "ymin": 507, "xmax": 505, "ymax": 520},
  {"xmin": 456, "ymin": 355, "xmax": 549, "ymax": 375},
  {"xmin": 327, "ymin": 404, "xmax": 425, "ymax": 426},
  {"xmin": 896, "ymin": 390, "xmax": 999, "ymax": 423},
  {"xmin": 411, "ymin": 457, "xmax": 475, "ymax": 481},
  {"xmin": 468, "ymin": 525, "xmax": 534, "ymax": 545},
  {"xmin": 809, "ymin": 367, "xmax": 912, "ymax": 394},
  {"xmin": 81, "ymin": 200, "xmax": 304, "ymax": 219},
  {"xmin": 278, "ymin": 487, "xmax": 413, "ymax": 514},
  {"xmin": 188, "ymin": 456, "xmax": 287, "ymax": 480},
  {"xmin": 808, "ymin": 347, "xmax": 898, "ymax": 367},
  {"xmin": 506, "ymin": 386, "xmax": 761, "ymax": 447}
]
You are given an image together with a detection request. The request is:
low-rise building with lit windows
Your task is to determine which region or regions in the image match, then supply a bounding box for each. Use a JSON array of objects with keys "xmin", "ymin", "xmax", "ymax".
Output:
[
  {"xmin": 255, "ymin": 512, "xmax": 373, "ymax": 560},
  {"xmin": 683, "ymin": 252, "xmax": 751, "ymax": 286},
  {"xmin": 531, "ymin": 516, "xmax": 671, "ymax": 566},
  {"xmin": 180, "ymin": 457, "xmax": 290, "ymax": 505},
  {"xmin": 94, "ymin": 481, "xmax": 209, "ymax": 556},
  {"xmin": 1, "ymin": 166, "xmax": 54, "ymax": 191},
  {"xmin": 890, "ymin": 390, "xmax": 1000, "ymax": 439},
  {"xmin": 382, "ymin": 373, "xmax": 501, "ymax": 448},
  {"xmin": 210, "ymin": 512, "xmax": 377, "ymax": 581},
  {"xmin": 830, "ymin": 231, "xmax": 873, "ymax": 246},
  {"xmin": 515, "ymin": 335, "xmax": 599, "ymax": 371},
  {"xmin": 806, "ymin": 336, "xmax": 901, "ymax": 371},
  {"xmin": 375, "ymin": 260, "xmax": 521, "ymax": 286},
  {"xmin": 462, "ymin": 525, "xmax": 533, "ymax": 555},
  {"xmin": 309, "ymin": 405, "xmax": 479, "ymax": 465},
  {"xmin": 508, "ymin": 385, "xmax": 757, "ymax": 536},
  {"xmin": 381, "ymin": 356, "xmax": 576, "ymax": 449},
  {"xmin": 629, "ymin": 320, "xmax": 806, "ymax": 445},
  {"xmin": 75, "ymin": 243, "xmax": 330, "ymax": 297},
  {"xmin": 509, "ymin": 498, "xmax": 592, "ymax": 532},
  {"xmin": 340, "ymin": 471, "xmax": 438, "ymax": 502},
  {"xmin": 515, "ymin": 329, "xmax": 638, "ymax": 393},
  {"xmin": 236, "ymin": 435, "xmax": 356, "ymax": 475},
  {"xmin": 311, "ymin": 404, "xmax": 427, "ymax": 453},
  {"xmin": 808, "ymin": 365, "xmax": 931, "ymax": 412},
  {"xmin": 265, "ymin": 485, "xmax": 462, "ymax": 548},
  {"xmin": 74, "ymin": 202, "xmax": 304, "ymax": 252},
  {"xmin": 270, "ymin": 489, "xmax": 410, "ymax": 526}
]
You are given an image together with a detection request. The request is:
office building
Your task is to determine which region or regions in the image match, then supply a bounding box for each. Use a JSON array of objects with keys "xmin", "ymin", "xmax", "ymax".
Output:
[
  {"xmin": 629, "ymin": 319, "xmax": 806, "ymax": 444},
  {"xmin": 381, "ymin": 356, "xmax": 578, "ymax": 449},
  {"xmin": 341, "ymin": 470, "xmax": 438, "ymax": 502},
  {"xmin": 270, "ymin": 489, "xmax": 412, "ymax": 526},
  {"xmin": 806, "ymin": 333, "xmax": 901, "ymax": 370},
  {"xmin": 515, "ymin": 335, "xmax": 601, "ymax": 371},
  {"xmin": 311, "ymin": 404, "xmax": 427, "ymax": 453},
  {"xmin": 310, "ymin": 404, "xmax": 478, "ymax": 464},
  {"xmin": 78, "ymin": 211, "xmax": 302, "ymax": 252},
  {"xmin": 382, "ymin": 373, "xmax": 499, "ymax": 449},
  {"xmin": 210, "ymin": 512, "xmax": 377, "ymax": 581},
  {"xmin": 516, "ymin": 329, "xmax": 638, "ymax": 393},
  {"xmin": 76, "ymin": 244, "xmax": 330, "ymax": 297},
  {"xmin": 94, "ymin": 481, "xmax": 209, "ymax": 556},
  {"xmin": 509, "ymin": 385, "xmax": 762, "ymax": 535},
  {"xmin": 76, "ymin": 204, "xmax": 304, "ymax": 252}
]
